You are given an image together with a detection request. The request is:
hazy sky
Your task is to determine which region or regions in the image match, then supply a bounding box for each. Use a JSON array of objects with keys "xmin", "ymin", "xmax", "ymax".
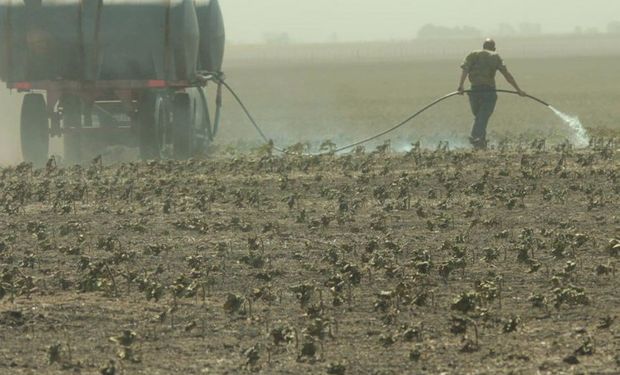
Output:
[{"xmin": 221, "ymin": 0, "xmax": 620, "ymax": 43}]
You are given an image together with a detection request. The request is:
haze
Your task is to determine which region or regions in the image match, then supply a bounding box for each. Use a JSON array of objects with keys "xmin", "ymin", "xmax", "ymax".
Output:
[{"xmin": 222, "ymin": 0, "xmax": 620, "ymax": 43}]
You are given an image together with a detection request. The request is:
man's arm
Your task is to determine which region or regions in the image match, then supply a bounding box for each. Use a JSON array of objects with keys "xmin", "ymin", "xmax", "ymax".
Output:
[
  {"xmin": 457, "ymin": 69, "xmax": 468, "ymax": 95},
  {"xmin": 499, "ymin": 67, "xmax": 526, "ymax": 96}
]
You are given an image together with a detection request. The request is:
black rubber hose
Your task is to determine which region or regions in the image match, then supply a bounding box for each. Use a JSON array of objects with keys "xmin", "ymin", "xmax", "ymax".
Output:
[
  {"xmin": 331, "ymin": 89, "xmax": 551, "ymax": 153},
  {"xmin": 216, "ymin": 80, "xmax": 285, "ymax": 152},
  {"xmin": 219, "ymin": 81, "xmax": 552, "ymax": 154},
  {"xmin": 493, "ymin": 89, "xmax": 550, "ymax": 107}
]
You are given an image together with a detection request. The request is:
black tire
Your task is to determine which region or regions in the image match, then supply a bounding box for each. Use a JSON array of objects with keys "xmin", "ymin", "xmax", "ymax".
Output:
[
  {"xmin": 138, "ymin": 93, "xmax": 164, "ymax": 160},
  {"xmin": 20, "ymin": 93, "xmax": 49, "ymax": 166},
  {"xmin": 62, "ymin": 95, "xmax": 83, "ymax": 164},
  {"xmin": 172, "ymin": 93, "xmax": 192, "ymax": 159}
]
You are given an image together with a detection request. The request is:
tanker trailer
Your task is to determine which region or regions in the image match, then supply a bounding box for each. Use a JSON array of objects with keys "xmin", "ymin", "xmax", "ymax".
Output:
[{"xmin": 0, "ymin": 0, "xmax": 225, "ymax": 164}]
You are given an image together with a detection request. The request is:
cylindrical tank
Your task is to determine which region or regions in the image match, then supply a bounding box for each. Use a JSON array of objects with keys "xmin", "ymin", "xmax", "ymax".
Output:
[
  {"xmin": 0, "ymin": 0, "xmax": 84, "ymax": 82},
  {"xmin": 195, "ymin": 0, "xmax": 225, "ymax": 73},
  {"xmin": 0, "ymin": 0, "xmax": 224, "ymax": 83}
]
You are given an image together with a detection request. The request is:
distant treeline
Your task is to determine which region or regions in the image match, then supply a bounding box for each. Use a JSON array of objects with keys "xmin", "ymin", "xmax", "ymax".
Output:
[
  {"xmin": 418, "ymin": 22, "xmax": 620, "ymax": 40},
  {"xmin": 417, "ymin": 23, "xmax": 543, "ymax": 39},
  {"xmin": 608, "ymin": 21, "xmax": 620, "ymax": 33},
  {"xmin": 417, "ymin": 24, "xmax": 483, "ymax": 39},
  {"xmin": 226, "ymin": 34, "xmax": 620, "ymax": 66},
  {"xmin": 234, "ymin": 22, "xmax": 620, "ymax": 46}
]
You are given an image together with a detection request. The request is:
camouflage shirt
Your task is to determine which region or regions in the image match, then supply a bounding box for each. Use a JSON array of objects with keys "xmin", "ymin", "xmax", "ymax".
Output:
[{"xmin": 461, "ymin": 50, "xmax": 507, "ymax": 87}]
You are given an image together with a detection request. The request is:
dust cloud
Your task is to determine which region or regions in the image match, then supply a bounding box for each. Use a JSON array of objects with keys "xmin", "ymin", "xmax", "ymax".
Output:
[{"xmin": 0, "ymin": 88, "xmax": 23, "ymax": 166}]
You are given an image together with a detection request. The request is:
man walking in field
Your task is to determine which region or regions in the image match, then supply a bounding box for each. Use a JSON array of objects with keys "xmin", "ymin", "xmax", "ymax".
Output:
[{"xmin": 458, "ymin": 39, "xmax": 526, "ymax": 149}]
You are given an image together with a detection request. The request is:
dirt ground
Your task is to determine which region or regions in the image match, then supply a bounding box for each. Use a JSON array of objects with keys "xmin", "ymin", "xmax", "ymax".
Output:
[{"xmin": 0, "ymin": 139, "xmax": 618, "ymax": 374}]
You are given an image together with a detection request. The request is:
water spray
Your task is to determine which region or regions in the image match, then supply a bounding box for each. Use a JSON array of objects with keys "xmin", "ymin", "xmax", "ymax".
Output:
[
  {"xmin": 219, "ymin": 80, "xmax": 589, "ymax": 153},
  {"xmin": 548, "ymin": 106, "xmax": 589, "ymax": 148}
]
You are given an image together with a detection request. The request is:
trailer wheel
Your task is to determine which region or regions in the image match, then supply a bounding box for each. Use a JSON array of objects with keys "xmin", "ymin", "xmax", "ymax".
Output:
[
  {"xmin": 63, "ymin": 95, "xmax": 82, "ymax": 164},
  {"xmin": 172, "ymin": 93, "xmax": 192, "ymax": 159},
  {"xmin": 138, "ymin": 93, "xmax": 165, "ymax": 160},
  {"xmin": 20, "ymin": 93, "xmax": 49, "ymax": 166}
]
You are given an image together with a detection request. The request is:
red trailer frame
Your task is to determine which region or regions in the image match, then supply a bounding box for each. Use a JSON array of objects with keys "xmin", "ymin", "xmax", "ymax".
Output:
[
  {"xmin": 11, "ymin": 77, "xmax": 219, "ymax": 164},
  {"xmin": 9, "ymin": 79, "xmax": 198, "ymax": 115}
]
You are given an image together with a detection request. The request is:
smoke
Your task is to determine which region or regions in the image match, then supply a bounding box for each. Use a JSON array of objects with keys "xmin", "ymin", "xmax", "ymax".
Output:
[{"xmin": 548, "ymin": 106, "xmax": 590, "ymax": 148}]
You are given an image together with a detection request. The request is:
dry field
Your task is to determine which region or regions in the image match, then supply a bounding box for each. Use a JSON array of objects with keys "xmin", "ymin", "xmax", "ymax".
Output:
[
  {"xmin": 0, "ymin": 142, "xmax": 619, "ymax": 374},
  {"xmin": 0, "ymin": 41, "xmax": 619, "ymax": 374}
]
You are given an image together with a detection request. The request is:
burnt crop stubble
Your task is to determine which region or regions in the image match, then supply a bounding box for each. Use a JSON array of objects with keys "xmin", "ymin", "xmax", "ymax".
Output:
[{"xmin": 0, "ymin": 139, "xmax": 618, "ymax": 374}]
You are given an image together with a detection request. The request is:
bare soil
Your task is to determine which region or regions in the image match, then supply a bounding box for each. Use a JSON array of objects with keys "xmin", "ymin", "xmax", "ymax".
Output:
[{"xmin": 0, "ymin": 140, "xmax": 618, "ymax": 374}]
